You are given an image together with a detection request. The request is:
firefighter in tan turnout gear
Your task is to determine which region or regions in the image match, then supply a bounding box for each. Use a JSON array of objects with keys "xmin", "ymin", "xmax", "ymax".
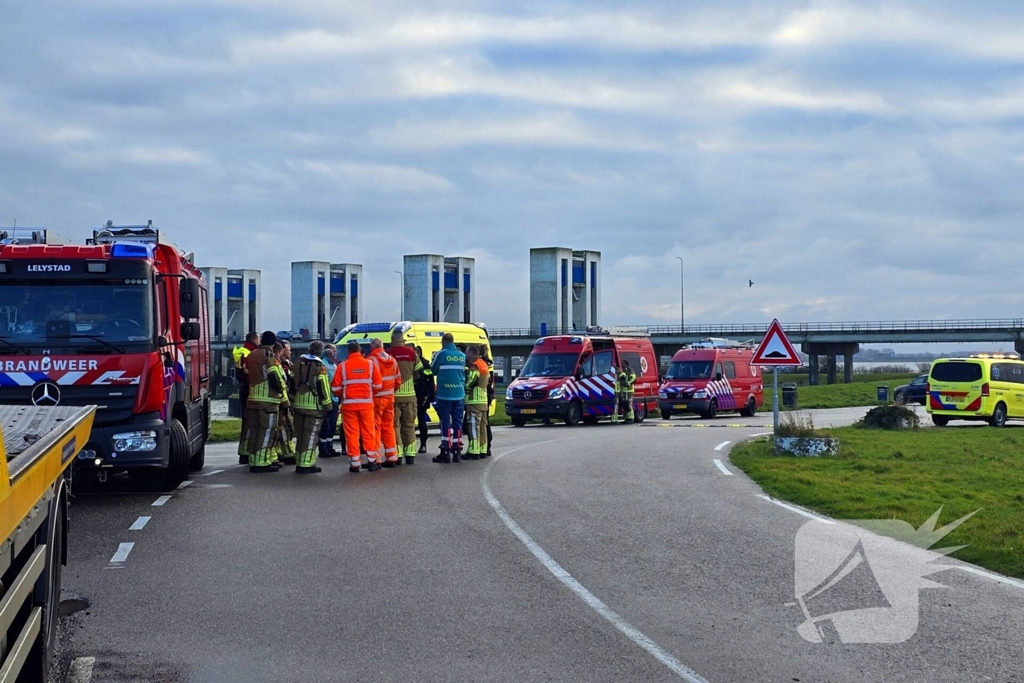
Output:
[
  {"xmin": 244, "ymin": 331, "xmax": 289, "ymax": 473},
  {"xmin": 290, "ymin": 340, "xmax": 334, "ymax": 474}
]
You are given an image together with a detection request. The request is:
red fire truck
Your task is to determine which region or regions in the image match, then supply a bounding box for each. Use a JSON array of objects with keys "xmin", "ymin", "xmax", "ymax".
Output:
[{"xmin": 0, "ymin": 222, "xmax": 210, "ymax": 488}]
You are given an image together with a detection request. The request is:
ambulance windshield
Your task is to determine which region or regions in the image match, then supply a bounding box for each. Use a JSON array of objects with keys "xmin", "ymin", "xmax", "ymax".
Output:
[
  {"xmin": 666, "ymin": 361, "xmax": 713, "ymax": 380},
  {"xmin": 520, "ymin": 352, "xmax": 577, "ymax": 378}
]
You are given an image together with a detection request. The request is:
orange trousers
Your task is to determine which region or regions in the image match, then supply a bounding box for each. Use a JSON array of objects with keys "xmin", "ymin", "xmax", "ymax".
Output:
[
  {"xmin": 374, "ymin": 397, "xmax": 398, "ymax": 463},
  {"xmin": 343, "ymin": 408, "xmax": 379, "ymax": 466}
]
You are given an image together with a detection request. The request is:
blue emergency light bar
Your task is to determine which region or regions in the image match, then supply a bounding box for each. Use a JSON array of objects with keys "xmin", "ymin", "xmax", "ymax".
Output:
[
  {"xmin": 110, "ymin": 243, "xmax": 154, "ymax": 258},
  {"xmin": 350, "ymin": 322, "xmax": 394, "ymax": 334}
]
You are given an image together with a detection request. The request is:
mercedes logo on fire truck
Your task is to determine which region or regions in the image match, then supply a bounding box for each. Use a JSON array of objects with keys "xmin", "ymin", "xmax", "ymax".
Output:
[
  {"xmin": 31, "ymin": 382, "xmax": 62, "ymax": 407},
  {"xmin": 523, "ymin": 391, "xmax": 532, "ymax": 399}
]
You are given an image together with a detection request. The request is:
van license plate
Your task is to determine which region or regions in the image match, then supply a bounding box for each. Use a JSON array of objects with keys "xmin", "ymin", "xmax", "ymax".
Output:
[
  {"xmin": 521, "ymin": 409, "xmax": 537, "ymax": 414},
  {"xmin": 944, "ymin": 395, "xmax": 967, "ymax": 403},
  {"xmin": 675, "ymin": 404, "xmax": 688, "ymax": 409}
]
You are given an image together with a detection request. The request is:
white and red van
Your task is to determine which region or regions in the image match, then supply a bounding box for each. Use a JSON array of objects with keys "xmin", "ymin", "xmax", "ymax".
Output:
[
  {"xmin": 659, "ymin": 341, "xmax": 763, "ymax": 419},
  {"xmin": 505, "ymin": 333, "xmax": 660, "ymax": 426}
]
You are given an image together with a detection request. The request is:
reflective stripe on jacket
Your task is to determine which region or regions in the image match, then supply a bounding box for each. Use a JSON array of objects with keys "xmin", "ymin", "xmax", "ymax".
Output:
[
  {"xmin": 466, "ymin": 358, "xmax": 489, "ymax": 406},
  {"xmin": 431, "ymin": 343, "xmax": 467, "ymax": 401},
  {"xmin": 368, "ymin": 348, "xmax": 399, "ymax": 398},
  {"xmin": 332, "ymin": 352, "xmax": 379, "ymax": 410},
  {"xmin": 247, "ymin": 346, "xmax": 286, "ymax": 406},
  {"xmin": 292, "ymin": 356, "xmax": 333, "ymax": 414},
  {"xmin": 391, "ymin": 345, "xmax": 421, "ymax": 400}
]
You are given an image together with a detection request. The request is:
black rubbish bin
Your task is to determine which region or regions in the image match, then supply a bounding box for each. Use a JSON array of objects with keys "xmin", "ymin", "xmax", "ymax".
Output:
[
  {"xmin": 782, "ymin": 383, "xmax": 798, "ymax": 408},
  {"xmin": 228, "ymin": 396, "xmax": 242, "ymax": 418},
  {"xmin": 877, "ymin": 385, "xmax": 890, "ymax": 403}
]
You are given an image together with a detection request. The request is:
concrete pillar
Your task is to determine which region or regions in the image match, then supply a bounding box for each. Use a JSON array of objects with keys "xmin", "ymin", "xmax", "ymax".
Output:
[
  {"xmin": 1016, "ymin": 340, "xmax": 1024, "ymax": 357},
  {"xmin": 503, "ymin": 355, "xmax": 514, "ymax": 384},
  {"xmin": 809, "ymin": 354, "xmax": 820, "ymax": 386},
  {"xmin": 827, "ymin": 355, "xmax": 838, "ymax": 385},
  {"xmin": 844, "ymin": 353, "xmax": 854, "ymax": 383}
]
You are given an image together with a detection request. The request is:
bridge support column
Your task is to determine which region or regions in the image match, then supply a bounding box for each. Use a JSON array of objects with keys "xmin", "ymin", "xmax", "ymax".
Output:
[
  {"xmin": 1017, "ymin": 340, "xmax": 1024, "ymax": 358},
  {"xmin": 844, "ymin": 353, "xmax": 854, "ymax": 384},
  {"xmin": 808, "ymin": 355, "xmax": 820, "ymax": 386},
  {"xmin": 804, "ymin": 343, "xmax": 860, "ymax": 387},
  {"xmin": 503, "ymin": 354, "xmax": 514, "ymax": 384},
  {"xmin": 827, "ymin": 355, "xmax": 838, "ymax": 385}
]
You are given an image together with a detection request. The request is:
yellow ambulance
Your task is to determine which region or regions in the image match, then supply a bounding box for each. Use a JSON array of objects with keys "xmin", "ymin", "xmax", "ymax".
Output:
[
  {"xmin": 333, "ymin": 322, "xmax": 494, "ymax": 423},
  {"xmin": 926, "ymin": 353, "xmax": 1024, "ymax": 427}
]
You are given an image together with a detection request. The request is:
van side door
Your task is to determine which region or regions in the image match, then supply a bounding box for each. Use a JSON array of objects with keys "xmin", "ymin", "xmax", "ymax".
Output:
[{"xmin": 582, "ymin": 350, "xmax": 616, "ymax": 416}]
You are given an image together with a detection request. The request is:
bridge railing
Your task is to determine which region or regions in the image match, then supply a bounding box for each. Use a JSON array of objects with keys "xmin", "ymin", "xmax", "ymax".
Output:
[{"xmin": 487, "ymin": 319, "xmax": 1024, "ymax": 339}]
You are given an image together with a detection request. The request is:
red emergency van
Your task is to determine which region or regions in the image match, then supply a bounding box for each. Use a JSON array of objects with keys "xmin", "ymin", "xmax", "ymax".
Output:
[
  {"xmin": 505, "ymin": 332, "xmax": 660, "ymax": 426},
  {"xmin": 659, "ymin": 340, "xmax": 763, "ymax": 419}
]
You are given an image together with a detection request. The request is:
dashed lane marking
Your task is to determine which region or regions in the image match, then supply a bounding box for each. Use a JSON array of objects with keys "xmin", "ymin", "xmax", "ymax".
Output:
[
  {"xmin": 483, "ymin": 440, "xmax": 709, "ymax": 683},
  {"xmin": 108, "ymin": 542, "xmax": 135, "ymax": 567},
  {"xmin": 67, "ymin": 656, "xmax": 96, "ymax": 683},
  {"xmin": 713, "ymin": 459, "xmax": 733, "ymax": 476},
  {"xmin": 200, "ymin": 469, "xmax": 225, "ymax": 477},
  {"xmin": 129, "ymin": 516, "xmax": 151, "ymax": 531},
  {"xmin": 714, "ymin": 441, "xmax": 731, "ymax": 451},
  {"xmin": 152, "ymin": 495, "xmax": 172, "ymax": 507},
  {"xmin": 177, "ymin": 480, "xmax": 193, "ymax": 489},
  {"xmin": 645, "ymin": 423, "xmax": 773, "ymax": 429}
]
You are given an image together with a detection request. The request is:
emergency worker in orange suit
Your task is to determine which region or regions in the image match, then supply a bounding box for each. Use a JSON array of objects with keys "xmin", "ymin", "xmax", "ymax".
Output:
[
  {"xmin": 367, "ymin": 338, "xmax": 401, "ymax": 468},
  {"xmin": 332, "ymin": 341, "xmax": 382, "ymax": 473}
]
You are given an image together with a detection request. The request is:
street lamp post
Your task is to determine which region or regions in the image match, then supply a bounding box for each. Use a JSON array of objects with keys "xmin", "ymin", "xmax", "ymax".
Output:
[
  {"xmin": 394, "ymin": 270, "xmax": 404, "ymax": 320},
  {"xmin": 675, "ymin": 256, "xmax": 684, "ymax": 333}
]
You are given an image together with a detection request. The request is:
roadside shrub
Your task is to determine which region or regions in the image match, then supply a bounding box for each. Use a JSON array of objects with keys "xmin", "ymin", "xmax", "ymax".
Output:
[
  {"xmin": 854, "ymin": 364, "xmax": 914, "ymax": 375},
  {"xmin": 857, "ymin": 404, "xmax": 920, "ymax": 430},
  {"xmin": 917, "ymin": 362, "xmax": 933, "ymax": 374},
  {"xmin": 776, "ymin": 411, "xmax": 818, "ymax": 438}
]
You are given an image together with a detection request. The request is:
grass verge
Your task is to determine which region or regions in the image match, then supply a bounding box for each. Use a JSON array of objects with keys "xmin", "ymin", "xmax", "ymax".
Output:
[
  {"xmin": 760, "ymin": 373, "xmax": 918, "ymax": 411},
  {"xmin": 209, "ymin": 397, "xmax": 511, "ymax": 443},
  {"xmin": 730, "ymin": 427, "xmax": 1024, "ymax": 578}
]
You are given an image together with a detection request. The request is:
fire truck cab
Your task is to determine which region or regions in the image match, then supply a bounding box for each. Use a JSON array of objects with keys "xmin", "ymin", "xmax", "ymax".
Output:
[
  {"xmin": 659, "ymin": 339, "xmax": 763, "ymax": 419},
  {"xmin": 505, "ymin": 330, "xmax": 659, "ymax": 426},
  {"xmin": 0, "ymin": 222, "xmax": 210, "ymax": 488}
]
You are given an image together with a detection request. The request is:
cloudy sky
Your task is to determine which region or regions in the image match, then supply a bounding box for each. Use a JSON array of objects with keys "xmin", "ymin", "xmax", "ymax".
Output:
[{"xmin": 2, "ymin": 1, "xmax": 1023, "ymax": 333}]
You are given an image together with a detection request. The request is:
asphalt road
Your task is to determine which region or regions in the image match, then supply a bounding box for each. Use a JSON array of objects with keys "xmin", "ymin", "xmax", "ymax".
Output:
[{"xmin": 53, "ymin": 407, "xmax": 1024, "ymax": 682}]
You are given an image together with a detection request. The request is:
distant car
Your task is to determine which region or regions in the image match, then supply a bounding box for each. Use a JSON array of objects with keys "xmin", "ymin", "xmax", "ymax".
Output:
[
  {"xmin": 894, "ymin": 374, "xmax": 928, "ymax": 405},
  {"xmin": 276, "ymin": 330, "xmax": 295, "ymax": 341}
]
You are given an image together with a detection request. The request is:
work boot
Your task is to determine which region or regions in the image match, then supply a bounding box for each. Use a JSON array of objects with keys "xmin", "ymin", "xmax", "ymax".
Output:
[
  {"xmin": 282, "ymin": 457, "xmax": 297, "ymax": 466},
  {"xmin": 433, "ymin": 449, "xmax": 451, "ymax": 464},
  {"xmin": 270, "ymin": 462, "xmax": 283, "ymax": 470},
  {"xmin": 452, "ymin": 449, "xmax": 462, "ymax": 463},
  {"xmin": 296, "ymin": 466, "xmax": 322, "ymax": 474},
  {"xmin": 464, "ymin": 452, "xmax": 479, "ymax": 461},
  {"xmin": 483, "ymin": 449, "xmax": 492, "ymax": 459},
  {"xmin": 238, "ymin": 455, "xmax": 248, "ymax": 465},
  {"xmin": 349, "ymin": 465, "xmax": 360, "ymax": 474},
  {"xmin": 249, "ymin": 465, "xmax": 274, "ymax": 474},
  {"xmin": 405, "ymin": 456, "xmax": 415, "ymax": 466},
  {"xmin": 368, "ymin": 462, "xmax": 381, "ymax": 472},
  {"xmin": 418, "ymin": 443, "xmax": 427, "ymax": 454},
  {"xmin": 361, "ymin": 462, "xmax": 372, "ymax": 470},
  {"xmin": 381, "ymin": 461, "xmax": 397, "ymax": 469}
]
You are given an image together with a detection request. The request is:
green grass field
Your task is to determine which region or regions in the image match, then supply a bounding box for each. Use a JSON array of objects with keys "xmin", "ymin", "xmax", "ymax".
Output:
[
  {"xmin": 730, "ymin": 428, "xmax": 1024, "ymax": 578},
  {"xmin": 759, "ymin": 373, "xmax": 919, "ymax": 412},
  {"xmin": 210, "ymin": 397, "xmax": 511, "ymax": 443}
]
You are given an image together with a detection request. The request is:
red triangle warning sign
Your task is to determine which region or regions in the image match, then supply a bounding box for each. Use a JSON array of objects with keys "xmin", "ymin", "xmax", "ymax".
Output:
[{"xmin": 750, "ymin": 319, "xmax": 802, "ymax": 367}]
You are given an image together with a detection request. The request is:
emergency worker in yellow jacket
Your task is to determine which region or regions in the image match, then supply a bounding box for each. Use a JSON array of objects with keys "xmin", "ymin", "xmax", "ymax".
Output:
[
  {"xmin": 464, "ymin": 345, "xmax": 490, "ymax": 459},
  {"xmin": 289, "ymin": 340, "xmax": 333, "ymax": 474},
  {"xmin": 234, "ymin": 332, "xmax": 258, "ymax": 465},
  {"xmin": 246, "ymin": 331, "xmax": 288, "ymax": 472}
]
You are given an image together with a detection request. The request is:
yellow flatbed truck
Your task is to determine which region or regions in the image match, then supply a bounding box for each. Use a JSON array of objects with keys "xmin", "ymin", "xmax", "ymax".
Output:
[{"xmin": 1, "ymin": 405, "xmax": 95, "ymax": 683}]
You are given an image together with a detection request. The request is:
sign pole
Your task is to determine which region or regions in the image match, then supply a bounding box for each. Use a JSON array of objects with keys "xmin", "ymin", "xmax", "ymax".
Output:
[{"xmin": 773, "ymin": 367, "xmax": 779, "ymax": 433}]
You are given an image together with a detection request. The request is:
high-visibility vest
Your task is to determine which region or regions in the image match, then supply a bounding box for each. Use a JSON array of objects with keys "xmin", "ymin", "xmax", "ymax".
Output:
[
  {"xmin": 369, "ymin": 349, "xmax": 399, "ymax": 399},
  {"xmin": 292, "ymin": 356, "xmax": 332, "ymax": 414},
  {"xmin": 333, "ymin": 352, "xmax": 379, "ymax": 410}
]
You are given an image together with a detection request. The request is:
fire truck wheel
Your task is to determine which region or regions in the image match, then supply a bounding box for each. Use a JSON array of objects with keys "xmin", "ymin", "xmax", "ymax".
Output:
[
  {"xmin": 661, "ymin": 410, "xmax": 672, "ymax": 420},
  {"xmin": 165, "ymin": 419, "xmax": 190, "ymax": 488},
  {"xmin": 633, "ymin": 402, "xmax": 647, "ymax": 423},
  {"xmin": 511, "ymin": 418, "xmax": 527, "ymax": 427},
  {"xmin": 189, "ymin": 442, "xmax": 206, "ymax": 472},
  {"xmin": 740, "ymin": 397, "xmax": 757, "ymax": 418},
  {"xmin": 701, "ymin": 400, "xmax": 718, "ymax": 420},
  {"xmin": 564, "ymin": 402, "xmax": 582, "ymax": 427}
]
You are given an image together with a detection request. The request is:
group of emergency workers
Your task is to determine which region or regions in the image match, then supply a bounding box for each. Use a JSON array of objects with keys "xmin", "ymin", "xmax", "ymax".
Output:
[{"xmin": 232, "ymin": 330, "xmax": 493, "ymax": 474}]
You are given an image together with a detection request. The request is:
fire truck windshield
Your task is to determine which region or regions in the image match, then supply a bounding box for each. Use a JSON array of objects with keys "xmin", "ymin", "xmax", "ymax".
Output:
[
  {"xmin": 665, "ymin": 361, "xmax": 713, "ymax": 380},
  {"xmin": 0, "ymin": 281, "xmax": 154, "ymax": 346},
  {"xmin": 520, "ymin": 353, "xmax": 577, "ymax": 378}
]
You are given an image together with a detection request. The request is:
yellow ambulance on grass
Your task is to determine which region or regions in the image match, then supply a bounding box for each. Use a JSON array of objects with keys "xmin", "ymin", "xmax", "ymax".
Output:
[
  {"xmin": 333, "ymin": 322, "xmax": 495, "ymax": 424},
  {"xmin": 926, "ymin": 353, "xmax": 1024, "ymax": 427}
]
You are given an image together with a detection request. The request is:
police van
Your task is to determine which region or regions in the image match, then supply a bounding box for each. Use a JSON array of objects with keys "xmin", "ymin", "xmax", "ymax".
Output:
[{"xmin": 927, "ymin": 353, "xmax": 1024, "ymax": 427}]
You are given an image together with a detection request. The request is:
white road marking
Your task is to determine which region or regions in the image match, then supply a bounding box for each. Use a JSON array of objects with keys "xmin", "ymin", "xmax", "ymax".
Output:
[
  {"xmin": 714, "ymin": 441, "xmax": 731, "ymax": 451},
  {"xmin": 200, "ymin": 469, "xmax": 225, "ymax": 477},
  {"xmin": 152, "ymin": 495, "xmax": 172, "ymax": 507},
  {"xmin": 956, "ymin": 565, "xmax": 1024, "ymax": 590},
  {"xmin": 193, "ymin": 483, "xmax": 234, "ymax": 489},
  {"xmin": 67, "ymin": 656, "xmax": 96, "ymax": 683},
  {"xmin": 129, "ymin": 516, "xmax": 151, "ymax": 531},
  {"xmin": 109, "ymin": 542, "xmax": 135, "ymax": 564},
  {"xmin": 750, "ymin": 432, "xmax": 772, "ymax": 438},
  {"xmin": 177, "ymin": 480, "xmax": 193, "ymax": 489},
  {"xmin": 757, "ymin": 495, "xmax": 834, "ymax": 524},
  {"xmin": 483, "ymin": 441, "xmax": 709, "ymax": 683},
  {"xmin": 713, "ymin": 459, "xmax": 733, "ymax": 476}
]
